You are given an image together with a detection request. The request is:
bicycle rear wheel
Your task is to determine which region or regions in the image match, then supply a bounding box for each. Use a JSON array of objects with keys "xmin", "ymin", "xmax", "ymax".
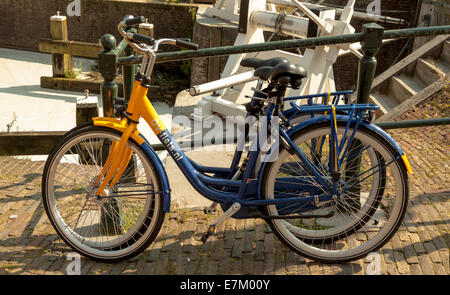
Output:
[
  {"xmin": 261, "ymin": 121, "xmax": 408, "ymax": 263},
  {"xmin": 42, "ymin": 124, "xmax": 165, "ymax": 262}
]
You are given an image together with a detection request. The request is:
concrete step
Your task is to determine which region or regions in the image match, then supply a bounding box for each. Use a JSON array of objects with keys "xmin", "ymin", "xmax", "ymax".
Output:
[
  {"xmin": 370, "ymin": 93, "xmax": 398, "ymax": 115},
  {"xmin": 432, "ymin": 59, "xmax": 450, "ymax": 75},
  {"xmin": 441, "ymin": 41, "xmax": 450, "ymax": 64},
  {"xmin": 415, "ymin": 58, "xmax": 447, "ymax": 86},
  {"xmin": 388, "ymin": 75, "xmax": 425, "ymax": 103}
]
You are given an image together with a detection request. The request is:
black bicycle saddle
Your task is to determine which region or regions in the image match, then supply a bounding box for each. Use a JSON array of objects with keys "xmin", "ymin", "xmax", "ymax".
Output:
[
  {"xmin": 253, "ymin": 62, "xmax": 307, "ymax": 89},
  {"xmin": 240, "ymin": 57, "xmax": 289, "ymax": 69}
]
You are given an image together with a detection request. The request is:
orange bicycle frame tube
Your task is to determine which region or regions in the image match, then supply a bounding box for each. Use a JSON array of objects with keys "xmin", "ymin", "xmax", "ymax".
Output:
[{"xmin": 95, "ymin": 80, "xmax": 166, "ymax": 196}]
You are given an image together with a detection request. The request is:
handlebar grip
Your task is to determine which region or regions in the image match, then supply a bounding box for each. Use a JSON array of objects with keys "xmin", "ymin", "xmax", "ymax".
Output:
[
  {"xmin": 131, "ymin": 33, "xmax": 155, "ymax": 45},
  {"xmin": 125, "ymin": 16, "xmax": 145, "ymax": 26},
  {"xmin": 175, "ymin": 39, "xmax": 199, "ymax": 50}
]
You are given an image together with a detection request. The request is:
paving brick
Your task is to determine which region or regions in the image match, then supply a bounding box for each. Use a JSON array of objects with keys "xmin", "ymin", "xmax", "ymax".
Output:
[
  {"xmin": 423, "ymin": 242, "xmax": 442, "ymax": 263},
  {"xmin": 392, "ymin": 251, "xmax": 409, "ymax": 274},
  {"xmin": 263, "ymin": 233, "xmax": 274, "ymax": 253},
  {"xmin": 438, "ymin": 250, "xmax": 449, "ymax": 273},
  {"xmin": 409, "ymin": 233, "xmax": 426, "ymax": 253},
  {"xmin": 252, "ymin": 260, "xmax": 264, "ymax": 275},
  {"xmin": 408, "ymin": 263, "xmax": 423, "ymax": 275},
  {"xmin": 386, "ymin": 263, "xmax": 399, "ymax": 275},
  {"xmin": 242, "ymin": 229, "xmax": 255, "ymax": 253},
  {"xmin": 231, "ymin": 238, "xmax": 243, "ymax": 258},
  {"xmin": 402, "ymin": 241, "xmax": 419, "ymax": 264},
  {"xmin": 207, "ymin": 260, "xmax": 218, "ymax": 275},
  {"xmin": 417, "ymin": 254, "xmax": 435, "ymax": 275},
  {"xmin": 263, "ymin": 252, "xmax": 274, "ymax": 275},
  {"xmin": 0, "ymin": 90, "xmax": 448, "ymax": 275},
  {"xmin": 433, "ymin": 263, "xmax": 447, "ymax": 275},
  {"xmin": 254, "ymin": 241, "xmax": 264, "ymax": 261}
]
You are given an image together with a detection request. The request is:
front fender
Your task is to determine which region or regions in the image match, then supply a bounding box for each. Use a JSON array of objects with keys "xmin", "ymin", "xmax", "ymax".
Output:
[{"xmin": 92, "ymin": 117, "xmax": 172, "ymax": 212}]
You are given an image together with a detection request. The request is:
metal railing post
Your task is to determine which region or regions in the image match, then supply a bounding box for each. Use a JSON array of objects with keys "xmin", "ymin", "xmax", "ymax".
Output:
[
  {"xmin": 99, "ymin": 34, "xmax": 119, "ymax": 118},
  {"xmin": 98, "ymin": 33, "xmax": 126, "ymax": 235},
  {"xmin": 122, "ymin": 16, "xmax": 138, "ymax": 102},
  {"xmin": 356, "ymin": 23, "xmax": 384, "ymax": 104},
  {"xmin": 345, "ymin": 23, "xmax": 384, "ymax": 212}
]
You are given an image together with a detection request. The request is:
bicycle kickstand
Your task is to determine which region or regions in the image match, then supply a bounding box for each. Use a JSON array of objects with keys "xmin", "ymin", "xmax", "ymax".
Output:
[
  {"xmin": 204, "ymin": 202, "xmax": 218, "ymax": 214},
  {"xmin": 201, "ymin": 202, "xmax": 241, "ymax": 243}
]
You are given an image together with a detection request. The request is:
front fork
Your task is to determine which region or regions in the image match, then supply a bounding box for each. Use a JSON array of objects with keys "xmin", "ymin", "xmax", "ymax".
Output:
[{"xmin": 94, "ymin": 123, "xmax": 136, "ymax": 196}]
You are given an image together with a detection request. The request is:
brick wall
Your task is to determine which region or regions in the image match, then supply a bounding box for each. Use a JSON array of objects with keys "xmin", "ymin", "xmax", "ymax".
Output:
[
  {"xmin": 0, "ymin": 0, "xmax": 197, "ymax": 51},
  {"xmin": 323, "ymin": 0, "xmax": 419, "ymax": 90}
]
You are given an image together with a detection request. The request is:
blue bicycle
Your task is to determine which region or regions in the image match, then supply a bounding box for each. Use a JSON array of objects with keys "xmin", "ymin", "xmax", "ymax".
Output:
[{"xmin": 41, "ymin": 17, "xmax": 411, "ymax": 263}]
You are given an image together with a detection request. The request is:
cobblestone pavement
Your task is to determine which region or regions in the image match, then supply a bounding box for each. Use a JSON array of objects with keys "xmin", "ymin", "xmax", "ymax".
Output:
[{"xmin": 0, "ymin": 93, "xmax": 448, "ymax": 275}]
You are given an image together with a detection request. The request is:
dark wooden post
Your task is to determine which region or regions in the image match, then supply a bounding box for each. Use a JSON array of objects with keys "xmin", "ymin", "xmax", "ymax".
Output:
[
  {"xmin": 50, "ymin": 11, "xmax": 72, "ymax": 77},
  {"xmin": 138, "ymin": 19, "xmax": 154, "ymax": 37},
  {"xmin": 76, "ymin": 89, "xmax": 99, "ymax": 126}
]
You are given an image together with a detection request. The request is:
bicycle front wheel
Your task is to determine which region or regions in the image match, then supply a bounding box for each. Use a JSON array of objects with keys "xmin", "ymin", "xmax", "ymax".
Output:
[
  {"xmin": 42, "ymin": 124, "xmax": 165, "ymax": 262},
  {"xmin": 261, "ymin": 121, "xmax": 408, "ymax": 263}
]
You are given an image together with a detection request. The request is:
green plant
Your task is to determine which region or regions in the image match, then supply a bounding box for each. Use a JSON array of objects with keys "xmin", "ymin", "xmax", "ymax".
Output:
[
  {"xmin": 179, "ymin": 32, "xmax": 193, "ymax": 78},
  {"xmin": 65, "ymin": 60, "xmax": 83, "ymax": 79},
  {"xmin": 179, "ymin": 59, "xmax": 192, "ymax": 78}
]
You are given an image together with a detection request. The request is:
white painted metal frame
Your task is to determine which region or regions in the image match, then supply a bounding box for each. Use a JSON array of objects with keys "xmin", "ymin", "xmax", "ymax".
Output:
[{"xmin": 193, "ymin": 0, "xmax": 362, "ymax": 121}]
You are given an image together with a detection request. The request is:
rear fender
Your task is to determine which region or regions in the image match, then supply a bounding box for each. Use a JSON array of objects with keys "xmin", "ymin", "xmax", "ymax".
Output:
[{"xmin": 257, "ymin": 115, "xmax": 412, "ymax": 199}]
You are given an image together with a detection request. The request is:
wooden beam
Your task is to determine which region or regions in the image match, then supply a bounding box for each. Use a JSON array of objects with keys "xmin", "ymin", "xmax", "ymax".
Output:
[
  {"xmin": 372, "ymin": 34, "xmax": 449, "ymax": 89},
  {"xmin": 39, "ymin": 39, "xmax": 102, "ymax": 59},
  {"xmin": 40, "ymin": 76, "xmax": 106, "ymax": 94},
  {"xmin": 0, "ymin": 132, "xmax": 65, "ymax": 156}
]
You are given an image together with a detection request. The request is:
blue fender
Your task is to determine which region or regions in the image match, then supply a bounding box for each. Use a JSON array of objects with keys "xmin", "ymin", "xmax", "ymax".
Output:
[
  {"xmin": 256, "ymin": 114, "xmax": 408, "ymax": 199},
  {"xmin": 138, "ymin": 134, "xmax": 172, "ymax": 213}
]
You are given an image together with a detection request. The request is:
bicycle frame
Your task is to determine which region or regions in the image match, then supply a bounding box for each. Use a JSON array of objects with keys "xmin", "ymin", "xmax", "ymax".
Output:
[
  {"xmin": 92, "ymin": 22, "xmax": 412, "ymax": 216},
  {"xmin": 93, "ymin": 79, "xmax": 353, "ymax": 210}
]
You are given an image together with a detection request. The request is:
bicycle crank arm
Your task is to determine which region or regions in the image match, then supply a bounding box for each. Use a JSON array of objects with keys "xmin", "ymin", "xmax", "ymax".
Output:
[{"xmin": 201, "ymin": 202, "xmax": 241, "ymax": 244}]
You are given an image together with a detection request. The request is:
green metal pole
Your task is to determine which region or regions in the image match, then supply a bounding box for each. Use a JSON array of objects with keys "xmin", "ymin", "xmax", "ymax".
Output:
[
  {"xmin": 121, "ymin": 19, "xmax": 138, "ymax": 186},
  {"xmin": 153, "ymin": 25, "xmax": 450, "ymax": 63},
  {"xmin": 345, "ymin": 23, "xmax": 384, "ymax": 212},
  {"xmin": 99, "ymin": 34, "xmax": 119, "ymax": 118},
  {"xmin": 116, "ymin": 25, "xmax": 450, "ymax": 66},
  {"xmin": 375, "ymin": 117, "xmax": 450, "ymax": 129},
  {"xmin": 356, "ymin": 23, "xmax": 384, "ymax": 104},
  {"xmin": 122, "ymin": 16, "xmax": 137, "ymax": 102},
  {"xmin": 98, "ymin": 34, "xmax": 123, "ymax": 235},
  {"xmin": 123, "ymin": 44, "xmax": 136, "ymax": 102}
]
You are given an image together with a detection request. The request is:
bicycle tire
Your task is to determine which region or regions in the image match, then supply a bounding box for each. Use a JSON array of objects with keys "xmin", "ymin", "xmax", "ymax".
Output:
[
  {"xmin": 41, "ymin": 124, "xmax": 165, "ymax": 263},
  {"xmin": 260, "ymin": 121, "xmax": 408, "ymax": 263}
]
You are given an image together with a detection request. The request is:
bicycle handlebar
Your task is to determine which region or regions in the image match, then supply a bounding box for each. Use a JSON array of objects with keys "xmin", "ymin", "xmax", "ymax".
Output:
[
  {"xmin": 175, "ymin": 38, "xmax": 199, "ymax": 50},
  {"xmin": 119, "ymin": 16, "xmax": 199, "ymax": 52},
  {"xmin": 124, "ymin": 16, "xmax": 146, "ymax": 27},
  {"xmin": 130, "ymin": 33, "xmax": 155, "ymax": 46}
]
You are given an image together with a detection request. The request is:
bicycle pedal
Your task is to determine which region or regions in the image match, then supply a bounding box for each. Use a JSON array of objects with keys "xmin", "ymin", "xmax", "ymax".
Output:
[
  {"xmin": 201, "ymin": 225, "xmax": 216, "ymax": 244},
  {"xmin": 201, "ymin": 202, "xmax": 241, "ymax": 244},
  {"xmin": 200, "ymin": 232, "xmax": 210, "ymax": 244}
]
